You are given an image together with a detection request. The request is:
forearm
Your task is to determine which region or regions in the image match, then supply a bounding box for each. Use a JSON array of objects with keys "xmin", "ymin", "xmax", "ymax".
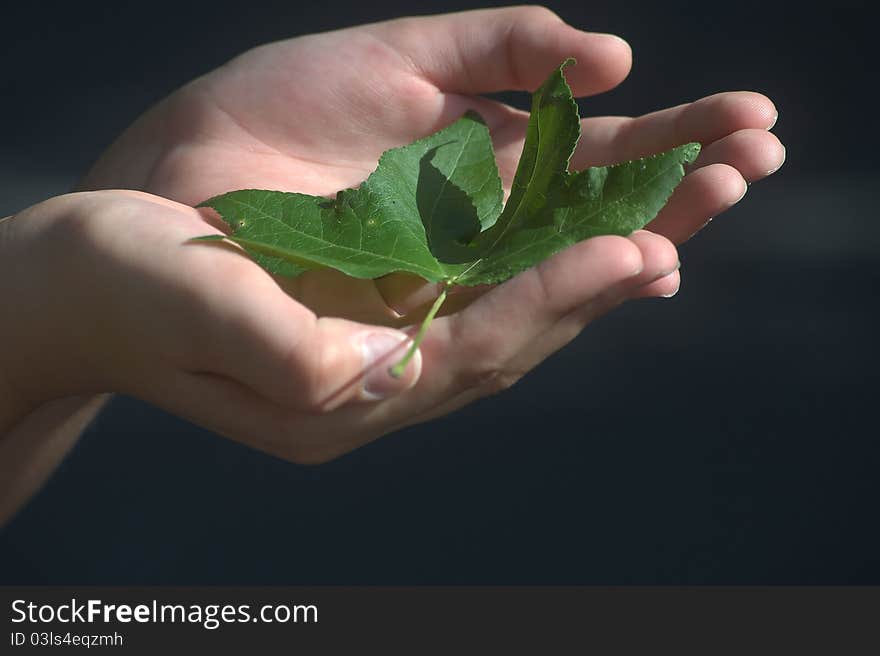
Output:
[
  {"xmin": 0, "ymin": 394, "xmax": 110, "ymax": 526},
  {"xmin": 0, "ymin": 205, "xmax": 108, "ymax": 524},
  {"xmin": 0, "ymin": 213, "xmax": 32, "ymax": 435}
]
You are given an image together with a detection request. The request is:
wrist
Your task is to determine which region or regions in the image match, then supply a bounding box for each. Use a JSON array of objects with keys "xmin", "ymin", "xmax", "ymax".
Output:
[
  {"xmin": 0, "ymin": 215, "xmax": 37, "ymax": 433},
  {"xmin": 0, "ymin": 363, "xmax": 35, "ymax": 436},
  {"xmin": 0, "ymin": 198, "xmax": 98, "ymax": 431}
]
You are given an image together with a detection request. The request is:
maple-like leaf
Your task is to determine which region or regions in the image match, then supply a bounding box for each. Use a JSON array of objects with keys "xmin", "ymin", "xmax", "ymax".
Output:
[
  {"xmin": 194, "ymin": 59, "xmax": 700, "ymax": 373},
  {"xmin": 196, "ymin": 111, "xmax": 501, "ymax": 282},
  {"xmin": 196, "ymin": 60, "xmax": 698, "ymax": 287}
]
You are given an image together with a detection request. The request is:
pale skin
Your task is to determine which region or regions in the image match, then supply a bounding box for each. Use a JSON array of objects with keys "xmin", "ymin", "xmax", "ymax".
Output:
[{"xmin": 0, "ymin": 7, "xmax": 785, "ymax": 524}]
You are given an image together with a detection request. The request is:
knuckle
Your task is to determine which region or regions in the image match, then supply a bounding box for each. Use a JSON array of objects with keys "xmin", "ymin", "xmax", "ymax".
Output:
[
  {"xmin": 444, "ymin": 308, "xmax": 526, "ymax": 397},
  {"xmin": 528, "ymin": 263, "xmax": 575, "ymax": 321},
  {"xmin": 450, "ymin": 320, "xmax": 502, "ymax": 368},
  {"xmin": 279, "ymin": 321, "xmax": 346, "ymax": 414},
  {"xmin": 454, "ymin": 362, "xmax": 500, "ymax": 394},
  {"xmin": 532, "ymin": 259, "xmax": 559, "ymax": 310},
  {"xmin": 40, "ymin": 193, "xmax": 123, "ymax": 269},
  {"xmin": 453, "ymin": 364, "xmax": 526, "ymax": 400},
  {"xmin": 44, "ymin": 197, "xmax": 97, "ymax": 245},
  {"xmin": 283, "ymin": 345, "xmax": 332, "ymax": 414},
  {"xmin": 446, "ymin": 329, "xmax": 502, "ymax": 393},
  {"xmin": 614, "ymin": 236, "xmax": 645, "ymax": 277},
  {"xmin": 450, "ymin": 342, "xmax": 513, "ymax": 396},
  {"xmin": 390, "ymin": 75, "xmax": 438, "ymax": 115}
]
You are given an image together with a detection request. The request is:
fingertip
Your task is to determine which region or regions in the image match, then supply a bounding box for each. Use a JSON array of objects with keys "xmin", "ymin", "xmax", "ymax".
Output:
[
  {"xmin": 631, "ymin": 269, "xmax": 681, "ymax": 299},
  {"xmin": 733, "ymin": 169, "xmax": 749, "ymax": 204},
  {"xmin": 382, "ymin": 7, "xmax": 635, "ymax": 97},
  {"xmin": 564, "ymin": 30, "xmax": 633, "ymax": 95},
  {"xmin": 595, "ymin": 32, "xmax": 633, "ymax": 88},
  {"xmin": 721, "ymin": 91, "xmax": 779, "ymax": 131},
  {"xmin": 502, "ymin": 234, "xmax": 643, "ymax": 320},
  {"xmin": 604, "ymin": 234, "xmax": 645, "ymax": 280},
  {"xmin": 702, "ymin": 163, "xmax": 749, "ymax": 207},
  {"xmin": 359, "ymin": 331, "xmax": 421, "ymax": 401},
  {"xmin": 627, "ymin": 230, "xmax": 679, "ymax": 279},
  {"xmin": 756, "ymin": 95, "xmax": 778, "ymax": 130},
  {"xmin": 689, "ymin": 128, "xmax": 787, "ymax": 182},
  {"xmin": 572, "ymin": 234, "xmax": 643, "ymax": 280},
  {"xmin": 657, "ymin": 270, "xmax": 682, "ymax": 298},
  {"xmin": 646, "ymin": 162, "xmax": 748, "ymax": 244},
  {"xmin": 768, "ymin": 142, "xmax": 786, "ymax": 176}
]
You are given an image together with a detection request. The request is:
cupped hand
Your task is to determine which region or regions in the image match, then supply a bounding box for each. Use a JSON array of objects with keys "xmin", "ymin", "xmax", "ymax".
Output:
[
  {"xmin": 1, "ymin": 190, "xmax": 667, "ymax": 464},
  {"xmin": 69, "ymin": 6, "xmax": 785, "ymax": 461}
]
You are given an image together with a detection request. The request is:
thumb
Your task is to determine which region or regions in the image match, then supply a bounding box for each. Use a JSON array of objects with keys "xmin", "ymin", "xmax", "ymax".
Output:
[
  {"xmin": 371, "ymin": 6, "xmax": 631, "ymax": 96},
  {"xmin": 305, "ymin": 318, "xmax": 423, "ymax": 411},
  {"xmin": 219, "ymin": 311, "xmax": 422, "ymax": 414}
]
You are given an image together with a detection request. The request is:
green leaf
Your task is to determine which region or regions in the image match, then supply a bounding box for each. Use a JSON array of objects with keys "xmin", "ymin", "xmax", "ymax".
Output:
[
  {"xmin": 459, "ymin": 142, "xmax": 700, "ymax": 284},
  {"xmin": 458, "ymin": 59, "xmax": 697, "ymax": 284},
  {"xmin": 198, "ymin": 111, "xmax": 502, "ymax": 283},
  {"xmin": 198, "ymin": 60, "xmax": 698, "ymax": 288},
  {"xmin": 196, "ymin": 59, "xmax": 701, "ymax": 373},
  {"xmin": 468, "ymin": 59, "xmax": 582, "ymax": 258}
]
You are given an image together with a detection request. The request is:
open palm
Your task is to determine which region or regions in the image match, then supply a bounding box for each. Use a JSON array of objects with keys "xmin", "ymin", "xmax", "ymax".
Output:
[{"xmin": 79, "ymin": 7, "xmax": 785, "ymax": 461}]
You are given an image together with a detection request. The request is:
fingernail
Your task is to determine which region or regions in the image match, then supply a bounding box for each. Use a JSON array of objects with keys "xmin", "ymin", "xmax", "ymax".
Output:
[
  {"xmin": 603, "ymin": 33, "xmax": 632, "ymax": 51},
  {"xmin": 661, "ymin": 272, "xmax": 681, "ymax": 298},
  {"xmin": 767, "ymin": 110, "xmax": 778, "ymax": 130},
  {"xmin": 733, "ymin": 180, "xmax": 748, "ymax": 204},
  {"xmin": 767, "ymin": 145, "xmax": 786, "ymax": 176},
  {"xmin": 654, "ymin": 262, "xmax": 681, "ymax": 298},
  {"xmin": 360, "ymin": 332, "xmax": 420, "ymax": 400}
]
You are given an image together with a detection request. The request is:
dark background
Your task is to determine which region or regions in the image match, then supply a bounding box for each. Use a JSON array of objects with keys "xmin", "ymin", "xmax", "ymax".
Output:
[{"xmin": 1, "ymin": 0, "xmax": 877, "ymax": 583}]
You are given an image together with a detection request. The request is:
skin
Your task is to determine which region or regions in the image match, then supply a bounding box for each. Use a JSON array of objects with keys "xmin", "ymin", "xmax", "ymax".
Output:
[{"xmin": 0, "ymin": 6, "xmax": 785, "ymax": 523}]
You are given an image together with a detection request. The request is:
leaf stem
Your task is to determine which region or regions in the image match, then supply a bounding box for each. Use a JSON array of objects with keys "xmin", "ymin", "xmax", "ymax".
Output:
[{"xmin": 389, "ymin": 282, "xmax": 450, "ymax": 378}]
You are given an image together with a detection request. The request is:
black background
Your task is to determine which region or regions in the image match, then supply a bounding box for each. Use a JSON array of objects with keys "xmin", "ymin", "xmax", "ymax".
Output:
[{"xmin": 1, "ymin": 0, "xmax": 878, "ymax": 583}]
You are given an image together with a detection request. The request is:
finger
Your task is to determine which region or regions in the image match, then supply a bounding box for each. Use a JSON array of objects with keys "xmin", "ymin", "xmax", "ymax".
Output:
[
  {"xmin": 405, "ymin": 235, "xmax": 644, "ymax": 405},
  {"xmin": 690, "ymin": 129, "xmax": 786, "ymax": 182},
  {"xmin": 374, "ymin": 274, "xmax": 445, "ymax": 318},
  {"xmin": 631, "ymin": 270, "xmax": 681, "ymax": 299},
  {"xmin": 392, "ymin": 231, "xmax": 679, "ymax": 426},
  {"xmin": 373, "ymin": 273, "xmax": 493, "ymax": 321},
  {"xmin": 646, "ymin": 163, "xmax": 748, "ymax": 244},
  {"xmin": 625, "ymin": 230, "xmax": 680, "ymax": 282},
  {"xmin": 195, "ymin": 236, "xmax": 666, "ymax": 462},
  {"xmin": 571, "ymin": 91, "xmax": 778, "ymax": 169},
  {"xmin": 372, "ymin": 6, "xmax": 632, "ymax": 96},
  {"xmin": 489, "ymin": 231, "xmax": 678, "ymax": 376},
  {"xmin": 277, "ymin": 268, "xmax": 400, "ymax": 326},
  {"xmin": 195, "ymin": 265, "xmax": 421, "ymax": 412}
]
